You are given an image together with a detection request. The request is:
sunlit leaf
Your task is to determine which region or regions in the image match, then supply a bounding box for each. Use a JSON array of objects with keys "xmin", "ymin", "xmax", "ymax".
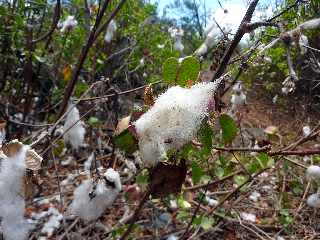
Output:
[{"xmin": 219, "ymin": 114, "xmax": 238, "ymax": 144}]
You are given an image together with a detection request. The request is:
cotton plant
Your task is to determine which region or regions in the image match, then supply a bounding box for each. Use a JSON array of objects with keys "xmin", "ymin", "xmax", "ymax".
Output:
[
  {"xmin": 168, "ymin": 27, "xmax": 184, "ymax": 53},
  {"xmin": 68, "ymin": 168, "xmax": 121, "ymax": 221},
  {"xmin": 59, "ymin": 15, "xmax": 78, "ymax": 33},
  {"xmin": 134, "ymin": 81, "xmax": 219, "ymax": 167},
  {"xmin": 104, "ymin": 20, "xmax": 117, "ymax": 43},
  {"xmin": 63, "ymin": 104, "xmax": 86, "ymax": 151},
  {"xmin": 0, "ymin": 144, "xmax": 31, "ymax": 240}
]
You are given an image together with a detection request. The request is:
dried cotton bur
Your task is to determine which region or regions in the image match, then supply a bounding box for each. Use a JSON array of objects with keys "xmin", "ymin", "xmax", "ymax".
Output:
[
  {"xmin": 63, "ymin": 104, "xmax": 86, "ymax": 151},
  {"xmin": 134, "ymin": 82, "xmax": 218, "ymax": 167},
  {"xmin": 68, "ymin": 168, "xmax": 121, "ymax": 221}
]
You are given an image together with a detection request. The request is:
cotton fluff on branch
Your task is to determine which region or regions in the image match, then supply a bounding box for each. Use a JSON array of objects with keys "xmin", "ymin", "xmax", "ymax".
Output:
[
  {"xmin": 195, "ymin": 21, "xmax": 217, "ymax": 56},
  {"xmin": 59, "ymin": 16, "xmax": 78, "ymax": 33},
  {"xmin": 0, "ymin": 127, "xmax": 5, "ymax": 147},
  {"xmin": 104, "ymin": 20, "xmax": 117, "ymax": 43},
  {"xmin": 299, "ymin": 34, "xmax": 309, "ymax": 55},
  {"xmin": 0, "ymin": 145, "xmax": 31, "ymax": 240},
  {"xmin": 230, "ymin": 82, "xmax": 246, "ymax": 112},
  {"xmin": 68, "ymin": 168, "xmax": 121, "ymax": 221},
  {"xmin": 134, "ymin": 82, "xmax": 218, "ymax": 166},
  {"xmin": 169, "ymin": 27, "xmax": 184, "ymax": 53},
  {"xmin": 303, "ymin": 125, "xmax": 311, "ymax": 137},
  {"xmin": 63, "ymin": 104, "xmax": 86, "ymax": 151}
]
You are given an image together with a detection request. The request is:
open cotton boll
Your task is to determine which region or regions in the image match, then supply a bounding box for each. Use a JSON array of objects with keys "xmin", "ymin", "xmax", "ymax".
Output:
[
  {"xmin": 303, "ymin": 125, "xmax": 311, "ymax": 137},
  {"xmin": 84, "ymin": 152, "xmax": 94, "ymax": 174},
  {"xmin": 134, "ymin": 82, "xmax": 218, "ymax": 166},
  {"xmin": 69, "ymin": 175, "xmax": 121, "ymax": 221},
  {"xmin": 0, "ymin": 127, "xmax": 5, "ymax": 147},
  {"xmin": 174, "ymin": 39, "xmax": 184, "ymax": 52},
  {"xmin": 249, "ymin": 191, "xmax": 261, "ymax": 202},
  {"xmin": 0, "ymin": 145, "xmax": 31, "ymax": 240},
  {"xmin": 306, "ymin": 165, "xmax": 320, "ymax": 180},
  {"xmin": 195, "ymin": 43, "xmax": 208, "ymax": 56},
  {"xmin": 307, "ymin": 193, "xmax": 320, "ymax": 208},
  {"xmin": 299, "ymin": 34, "xmax": 309, "ymax": 54},
  {"xmin": 60, "ymin": 16, "xmax": 78, "ymax": 33},
  {"xmin": 104, "ymin": 20, "xmax": 117, "ymax": 43},
  {"xmin": 240, "ymin": 212, "xmax": 256, "ymax": 222},
  {"xmin": 230, "ymin": 92, "xmax": 246, "ymax": 111},
  {"xmin": 205, "ymin": 196, "xmax": 218, "ymax": 207},
  {"xmin": 63, "ymin": 104, "xmax": 86, "ymax": 151},
  {"xmin": 300, "ymin": 18, "xmax": 320, "ymax": 30},
  {"xmin": 104, "ymin": 168, "xmax": 122, "ymax": 191},
  {"xmin": 167, "ymin": 235, "xmax": 178, "ymax": 240}
]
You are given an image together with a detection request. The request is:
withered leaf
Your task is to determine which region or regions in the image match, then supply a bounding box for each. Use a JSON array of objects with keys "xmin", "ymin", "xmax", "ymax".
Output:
[
  {"xmin": 149, "ymin": 159, "xmax": 187, "ymax": 198},
  {"xmin": 26, "ymin": 149, "xmax": 43, "ymax": 171}
]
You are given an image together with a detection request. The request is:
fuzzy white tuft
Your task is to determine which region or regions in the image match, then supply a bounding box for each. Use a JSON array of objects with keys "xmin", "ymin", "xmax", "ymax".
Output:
[
  {"xmin": 134, "ymin": 82, "xmax": 218, "ymax": 166},
  {"xmin": 300, "ymin": 18, "xmax": 320, "ymax": 30},
  {"xmin": 69, "ymin": 169, "xmax": 121, "ymax": 221},
  {"xmin": 104, "ymin": 20, "xmax": 117, "ymax": 43},
  {"xmin": 306, "ymin": 165, "xmax": 320, "ymax": 180},
  {"xmin": 169, "ymin": 27, "xmax": 184, "ymax": 53},
  {"xmin": 302, "ymin": 125, "xmax": 311, "ymax": 137},
  {"xmin": 167, "ymin": 235, "xmax": 178, "ymax": 240},
  {"xmin": 0, "ymin": 145, "xmax": 31, "ymax": 240},
  {"xmin": 249, "ymin": 191, "xmax": 261, "ymax": 202},
  {"xmin": 0, "ymin": 127, "xmax": 5, "ymax": 147},
  {"xmin": 240, "ymin": 212, "xmax": 256, "ymax": 222},
  {"xmin": 299, "ymin": 34, "xmax": 309, "ymax": 55},
  {"xmin": 84, "ymin": 152, "xmax": 94, "ymax": 174},
  {"xmin": 60, "ymin": 16, "xmax": 78, "ymax": 33},
  {"xmin": 63, "ymin": 104, "xmax": 86, "ymax": 151},
  {"xmin": 307, "ymin": 193, "xmax": 320, "ymax": 208}
]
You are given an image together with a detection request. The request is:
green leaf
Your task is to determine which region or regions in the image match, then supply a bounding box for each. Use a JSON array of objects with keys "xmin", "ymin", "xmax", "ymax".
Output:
[
  {"xmin": 178, "ymin": 56, "xmax": 200, "ymax": 86},
  {"xmin": 198, "ymin": 122, "xmax": 213, "ymax": 156},
  {"xmin": 113, "ymin": 129, "xmax": 138, "ymax": 154},
  {"xmin": 233, "ymin": 175, "xmax": 247, "ymax": 186},
  {"xmin": 219, "ymin": 114, "xmax": 238, "ymax": 144},
  {"xmin": 200, "ymin": 216, "xmax": 215, "ymax": 230},
  {"xmin": 191, "ymin": 161, "xmax": 204, "ymax": 184},
  {"xmin": 88, "ymin": 117, "xmax": 100, "ymax": 127},
  {"xmin": 162, "ymin": 57, "xmax": 179, "ymax": 84}
]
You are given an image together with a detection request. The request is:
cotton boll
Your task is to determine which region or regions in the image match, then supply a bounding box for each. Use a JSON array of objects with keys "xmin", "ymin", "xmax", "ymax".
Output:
[
  {"xmin": 232, "ymin": 82, "xmax": 243, "ymax": 93},
  {"xmin": 104, "ymin": 20, "xmax": 117, "ymax": 43},
  {"xmin": 134, "ymin": 82, "xmax": 218, "ymax": 166},
  {"xmin": 63, "ymin": 104, "xmax": 86, "ymax": 151},
  {"xmin": 249, "ymin": 191, "xmax": 261, "ymax": 202},
  {"xmin": 230, "ymin": 92, "xmax": 246, "ymax": 111},
  {"xmin": 60, "ymin": 16, "xmax": 78, "ymax": 33},
  {"xmin": 306, "ymin": 165, "xmax": 320, "ymax": 180},
  {"xmin": 0, "ymin": 127, "xmax": 5, "ymax": 146},
  {"xmin": 299, "ymin": 34, "xmax": 309, "ymax": 54},
  {"xmin": 174, "ymin": 39, "xmax": 184, "ymax": 52},
  {"xmin": 104, "ymin": 168, "xmax": 122, "ymax": 191},
  {"xmin": 205, "ymin": 196, "xmax": 218, "ymax": 206},
  {"xmin": 204, "ymin": 21, "xmax": 216, "ymax": 36},
  {"xmin": 68, "ymin": 173, "xmax": 121, "ymax": 221},
  {"xmin": 41, "ymin": 209, "xmax": 63, "ymax": 237},
  {"xmin": 0, "ymin": 145, "xmax": 31, "ymax": 240},
  {"xmin": 303, "ymin": 125, "xmax": 311, "ymax": 137},
  {"xmin": 195, "ymin": 43, "xmax": 208, "ymax": 56},
  {"xmin": 205, "ymin": 29, "xmax": 216, "ymax": 48},
  {"xmin": 307, "ymin": 193, "xmax": 320, "ymax": 208},
  {"xmin": 300, "ymin": 18, "xmax": 320, "ymax": 30},
  {"xmin": 84, "ymin": 152, "xmax": 94, "ymax": 174},
  {"xmin": 167, "ymin": 235, "xmax": 178, "ymax": 240},
  {"xmin": 240, "ymin": 212, "xmax": 256, "ymax": 222}
]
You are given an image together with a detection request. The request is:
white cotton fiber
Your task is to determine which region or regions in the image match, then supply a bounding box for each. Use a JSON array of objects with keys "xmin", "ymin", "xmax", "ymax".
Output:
[
  {"xmin": 84, "ymin": 152, "xmax": 94, "ymax": 174},
  {"xmin": 63, "ymin": 104, "xmax": 86, "ymax": 151},
  {"xmin": 306, "ymin": 165, "xmax": 320, "ymax": 180},
  {"xmin": 303, "ymin": 125, "xmax": 311, "ymax": 137},
  {"xmin": 300, "ymin": 18, "xmax": 320, "ymax": 30},
  {"xmin": 104, "ymin": 20, "xmax": 117, "ymax": 43},
  {"xmin": 60, "ymin": 16, "xmax": 78, "ymax": 33},
  {"xmin": 134, "ymin": 82, "xmax": 218, "ymax": 166},
  {"xmin": 68, "ymin": 168, "xmax": 121, "ymax": 221},
  {"xmin": 307, "ymin": 193, "xmax": 320, "ymax": 208},
  {"xmin": 0, "ymin": 145, "xmax": 31, "ymax": 240},
  {"xmin": 299, "ymin": 34, "xmax": 309, "ymax": 55}
]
